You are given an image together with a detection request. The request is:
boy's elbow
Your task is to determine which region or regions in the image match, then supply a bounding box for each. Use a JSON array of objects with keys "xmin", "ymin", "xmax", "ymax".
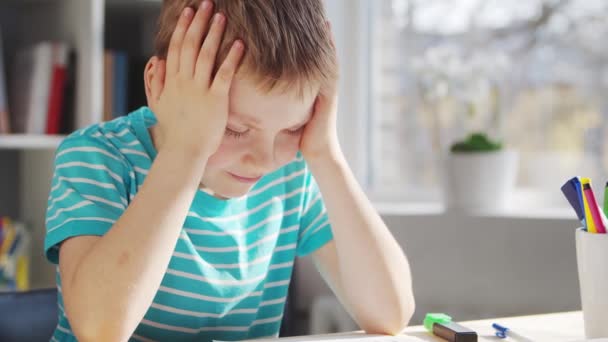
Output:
[
  {"xmin": 389, "ymin": 299, "xmax": 416, "ymax": 335},
  {"xmin": 362, "ymin": 295, "xmax": 416, "ymax": 335},
  {"xmin": 392, "ymin": 293, "xmax": 416, "ymax": 333},
  {"xmin": 74, "ymin": 326, "xmax": 130, "ymax": 342},
  {"xmin": 64, "ymin": 292, "xmax": 138, "ymax": 342},
  {"xmin": 71, "ymin": 316, "xmax": 133, "ymax": 342}
]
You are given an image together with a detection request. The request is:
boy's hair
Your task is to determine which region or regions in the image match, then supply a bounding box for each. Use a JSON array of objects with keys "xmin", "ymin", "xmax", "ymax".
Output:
[{"xmin": 154, "ymin": 0, "xmax": 337, "ymax": 94}]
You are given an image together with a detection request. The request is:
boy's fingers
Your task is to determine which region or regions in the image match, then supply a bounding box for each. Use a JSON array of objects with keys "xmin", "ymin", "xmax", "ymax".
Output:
[
  {"xmin": 180, "ymin": 0, "xmax": 214, "ymax": 77},
  {"xmin": 167, "ymin": 7, "xmax": 194, "ymax": 76},
  {"xmin": 210, "ymin": 40, "xmax": 245, "ymax": 93},
  {"xmin": 195, "ymin": 12, "xmax": 226, "ymax": 84}
]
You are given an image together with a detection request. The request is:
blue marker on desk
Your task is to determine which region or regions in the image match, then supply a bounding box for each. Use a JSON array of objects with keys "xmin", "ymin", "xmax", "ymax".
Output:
[{"xmin": 492, "ymin": 323, "xmax": 534, "ymax": 342}]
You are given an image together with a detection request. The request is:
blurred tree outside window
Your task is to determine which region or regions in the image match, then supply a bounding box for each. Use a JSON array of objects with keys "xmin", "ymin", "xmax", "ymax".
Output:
[{"xmin": 368, "ymin": 0, "xmax": 607, "ymax": 208}]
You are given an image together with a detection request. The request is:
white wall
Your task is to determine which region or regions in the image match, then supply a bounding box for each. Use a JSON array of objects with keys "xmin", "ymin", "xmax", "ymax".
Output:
[{"xmin": 295, "ymin": 213, "xmax": 582, "ymax": 326}]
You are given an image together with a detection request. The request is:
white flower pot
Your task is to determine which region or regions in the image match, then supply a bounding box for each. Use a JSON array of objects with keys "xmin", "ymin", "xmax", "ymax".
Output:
[{"xmin": 444, "ymin": 149, "xmax": 519, "ymax": 213}]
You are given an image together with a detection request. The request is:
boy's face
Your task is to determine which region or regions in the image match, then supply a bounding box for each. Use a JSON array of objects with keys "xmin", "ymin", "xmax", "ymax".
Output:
[{"xmin": 201, "ymin": 76, "xmax": 317, "ymax": 199}]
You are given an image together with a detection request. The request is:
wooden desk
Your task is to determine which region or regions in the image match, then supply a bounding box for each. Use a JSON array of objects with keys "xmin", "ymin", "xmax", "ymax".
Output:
[{"xmin": 254, "ymin": 311, "xmax": 588, "ymax": 342}]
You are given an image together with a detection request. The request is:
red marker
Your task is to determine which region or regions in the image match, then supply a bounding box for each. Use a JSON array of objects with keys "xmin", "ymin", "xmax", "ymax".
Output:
[{"xmin": 583, "ymin": 183, "xmax": 606, "ymax": 234}]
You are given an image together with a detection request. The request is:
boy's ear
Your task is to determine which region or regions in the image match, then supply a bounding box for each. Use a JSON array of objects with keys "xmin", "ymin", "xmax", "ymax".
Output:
[{"xmin": 144, "ymin": 56, "xmax": 164, "ymax": 106}]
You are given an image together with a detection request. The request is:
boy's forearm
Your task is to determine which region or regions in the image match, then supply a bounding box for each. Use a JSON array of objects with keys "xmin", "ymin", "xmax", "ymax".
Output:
[
  {"xmin": 308, "ymin": 153, "xmax": 415, "ymax": 334},
  {"xmin": 67, "ymin": 148, "xmax": 208, "ymax": 340}
]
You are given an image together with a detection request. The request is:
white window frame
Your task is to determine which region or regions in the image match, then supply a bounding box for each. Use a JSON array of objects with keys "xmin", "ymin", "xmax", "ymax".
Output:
[
  {"xmin": 324, "ymin": 0, "xmax": 372, "ymax": 188},
  {"xmin": 326, "ymin": 0, "xmax": 441, "ymax": 203}
]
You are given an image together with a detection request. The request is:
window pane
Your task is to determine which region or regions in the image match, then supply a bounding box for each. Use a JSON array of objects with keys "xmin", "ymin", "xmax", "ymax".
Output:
[{"xmin": 369, "ymin": 0, "xmax": 608, "ymax": 206}]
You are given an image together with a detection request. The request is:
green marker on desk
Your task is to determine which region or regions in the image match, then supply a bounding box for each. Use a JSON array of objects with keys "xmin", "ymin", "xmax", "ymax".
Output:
[{"xmin": 424, "ymin": 313, "xmax": 477, "ymax": 342}]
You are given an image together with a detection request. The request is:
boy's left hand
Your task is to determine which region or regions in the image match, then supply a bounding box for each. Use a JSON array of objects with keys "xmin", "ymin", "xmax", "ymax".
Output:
[{"xmin": 300, "ymin": 24, "xmax": 342, "ymax": 164}]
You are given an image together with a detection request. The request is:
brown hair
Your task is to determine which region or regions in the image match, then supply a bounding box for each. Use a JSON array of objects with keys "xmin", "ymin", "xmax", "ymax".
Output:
[{"xmin": 154, "ymin": 0, "xmax": 336, "ymax": 94}]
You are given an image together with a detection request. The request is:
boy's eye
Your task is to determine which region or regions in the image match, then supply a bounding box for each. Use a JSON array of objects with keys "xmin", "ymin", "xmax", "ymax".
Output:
[{"xmin": 225, "ymin": 127, "xmax": 249, "ymax": 139}]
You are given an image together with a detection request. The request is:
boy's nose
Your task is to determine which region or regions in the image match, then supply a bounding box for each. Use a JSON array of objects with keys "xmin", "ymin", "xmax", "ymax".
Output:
[{"xmin": 244, "ymin": 141, "xmax": 276, "ymax": 173}]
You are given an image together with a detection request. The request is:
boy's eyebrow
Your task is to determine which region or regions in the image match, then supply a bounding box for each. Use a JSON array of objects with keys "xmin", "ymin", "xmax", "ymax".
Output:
[{"xmin": 231, "ymin": 112, "xmax": 312, "ymax": 129}]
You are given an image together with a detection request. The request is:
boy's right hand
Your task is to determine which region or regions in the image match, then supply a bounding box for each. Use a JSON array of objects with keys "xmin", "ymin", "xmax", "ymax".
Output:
[{"xmin": 149, "ymin": 1, "xmax": 245, "ymax": 159}]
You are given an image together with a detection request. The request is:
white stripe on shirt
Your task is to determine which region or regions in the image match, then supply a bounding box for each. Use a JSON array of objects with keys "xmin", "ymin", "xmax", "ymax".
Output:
[
  {"xmin": 157, "ymin": 285, "xmax": 263, "ymax": 303},
  {"xmin": 46, "ymin": 200, "xmax": 94, "ymax": 223},
  {"xmin": 56, "ymin": 161, "xmax": 123, "ymax": 183},
  {"xmin": 56, "ymin": 146, "xmax": 123, "ymax": 163}
]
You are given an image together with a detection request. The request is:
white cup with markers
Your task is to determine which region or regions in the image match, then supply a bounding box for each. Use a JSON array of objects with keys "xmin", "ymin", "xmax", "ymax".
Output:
[{"xmin": 575, "ymin": 227, "xmax": 608, "ymax": 338}]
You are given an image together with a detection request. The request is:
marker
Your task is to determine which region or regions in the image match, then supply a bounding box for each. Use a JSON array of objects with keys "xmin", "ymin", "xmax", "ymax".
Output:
[
  {"xmin": 580, "ymin": 178, "xmax": 598, "ymax": 233},
  {"xmin": 424, "ymin": 313, "xmax": 477, "ymax": 342},
  {"xmin": 7, "ymin": 233, "xmax": 21, "ymax": 257},
  {"xmin": 573, "ymin": 178, "xmax": 585, "ymax": 226},
  {"xmin": 561, "ymin": 178, "xmax": 585, "ymax": 226},
  {"xmin": 604, "ymin": 182, "xmax": 608, "ymax": 218},
  {"xmin": 492, "ymin": 323, "xmax": 534, "ymax": 342},
  {"xmin": 582, "ymin": 181, "xmax": 606, "ymax": 234}
]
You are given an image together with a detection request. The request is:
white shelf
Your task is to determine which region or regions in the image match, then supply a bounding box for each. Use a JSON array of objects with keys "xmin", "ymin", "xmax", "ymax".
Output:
[{"xmin": 0, "ymin": 134, "xmax": 65, "ymax": 150}]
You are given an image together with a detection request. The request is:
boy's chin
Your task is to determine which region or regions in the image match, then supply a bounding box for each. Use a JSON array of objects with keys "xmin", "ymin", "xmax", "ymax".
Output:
[
  {"xmin": 203, "ymin": 182, "xmax": 253, "ymax": 200},
  {"xmin": 217, "ymin": 188, "xmax": 250, "ymax": 199}
]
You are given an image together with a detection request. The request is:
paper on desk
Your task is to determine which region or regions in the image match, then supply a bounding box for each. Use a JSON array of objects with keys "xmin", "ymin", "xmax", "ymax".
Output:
[
  {"xmin": 299, "ymin": 337, "xmax": 424, "ymax": 342},
  {"xmin": 215, "ymin": 336, "xmax": 424, "ymax": 342}
]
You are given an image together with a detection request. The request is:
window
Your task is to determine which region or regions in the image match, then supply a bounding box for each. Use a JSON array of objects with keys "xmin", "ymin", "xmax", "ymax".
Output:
[{"xmin": 362, "ymin": 0, "xmax": 608, "ymax": 207}]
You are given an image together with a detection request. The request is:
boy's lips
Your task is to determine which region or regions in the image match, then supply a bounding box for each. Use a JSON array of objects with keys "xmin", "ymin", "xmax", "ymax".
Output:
[{"xmin": 227, "ymin": 172, "xmax": 262, "ymax": 183}]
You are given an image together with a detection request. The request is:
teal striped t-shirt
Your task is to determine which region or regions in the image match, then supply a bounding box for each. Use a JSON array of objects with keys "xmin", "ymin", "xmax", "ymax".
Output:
[{"xmin": 44, "ymin": 106, "xmax": 334, "ymax": 341}]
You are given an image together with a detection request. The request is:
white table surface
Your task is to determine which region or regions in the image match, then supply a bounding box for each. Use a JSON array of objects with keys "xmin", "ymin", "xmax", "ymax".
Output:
[{"xmin": 249, "ymin": 311, "xmax": 591, "ymax": 342}]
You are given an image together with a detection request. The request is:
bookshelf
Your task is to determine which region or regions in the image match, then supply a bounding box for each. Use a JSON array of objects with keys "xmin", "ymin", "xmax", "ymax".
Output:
[
  {"xmin": 0, "ymin": 135, "xmax": 65, "ymax": 150},
  {"xmin": 0, "ymin": 0, "xmax": 162, "ymax": 289}
]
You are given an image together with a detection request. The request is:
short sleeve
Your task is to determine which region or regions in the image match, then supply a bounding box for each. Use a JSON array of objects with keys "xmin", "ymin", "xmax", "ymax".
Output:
[
  {"xmin": 296, "ymin": 165, "xmax": 333, "ymax": 257},
  {"xmin": 44, "ymin": 135, "xmax": 130, "ymax": 264}
]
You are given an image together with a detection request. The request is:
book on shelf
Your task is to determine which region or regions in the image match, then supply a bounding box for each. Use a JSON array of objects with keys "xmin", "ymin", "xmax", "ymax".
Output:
[
  {"xmin": 128, "ymin": 55, "xmax": 148, "ymax": 114},
  {"xmin": 104, "ymin": 49, "xmax": 130, "ymax": 120},
  {"xmin": 0, "ymin": 27, "xmax": 9, "ymax": 134},
  {"xmin": 103, "ymin": 50, "xmax": 148, "ymax": 121},
  {"xmin": 113, "ymin": 51, "xmax": 129, "ymax": 119},
  {"xmin": 103, "ymin": 51, "xmax": 114, "ymax": 122},
  {"xmin": 46, "ymin": 43, "xmax": 69, "ymax": 135},
  {"xmin": 60, "ymin": 49, "xmax": 77, "ymax": 135},
  {"xmin": 7, "ymin": 41, "xmax": 74, "ymax": 136}
]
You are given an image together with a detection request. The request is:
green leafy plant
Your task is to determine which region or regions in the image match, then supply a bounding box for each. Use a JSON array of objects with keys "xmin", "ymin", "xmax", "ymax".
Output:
[{"xmin": 450, "ymin": 132, "xmax": 503, "ymax": 153}]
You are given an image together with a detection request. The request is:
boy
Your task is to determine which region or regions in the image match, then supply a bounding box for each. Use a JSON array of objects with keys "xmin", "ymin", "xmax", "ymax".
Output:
[{"xmin": 44, "ymin": 1, "xmax": 415, "ymax": 341}]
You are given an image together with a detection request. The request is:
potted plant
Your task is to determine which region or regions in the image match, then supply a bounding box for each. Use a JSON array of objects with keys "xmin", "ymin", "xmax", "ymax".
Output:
[
  {"xmin": 412, "ymin": 46, "xmax": 519, "ymax": 212},
  {"xmin": 444, "ymin": 132, "xmax": 518, "ymax": 212}
]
